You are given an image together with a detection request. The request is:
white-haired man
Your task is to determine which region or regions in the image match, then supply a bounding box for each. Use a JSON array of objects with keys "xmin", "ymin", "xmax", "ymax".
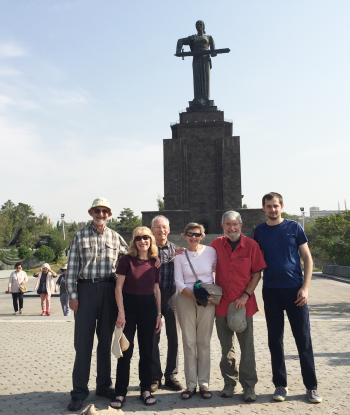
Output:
[
  {"xmin": 211, "ymin": 211, "xmax": 266, "ymax": 402},
  {"xmin": 150, "ymin": 215, "xmax": 183, "ymax": 392},
  {"xmin": 66, "ymin": 197, "xmax": 128, "ymax": 412}
]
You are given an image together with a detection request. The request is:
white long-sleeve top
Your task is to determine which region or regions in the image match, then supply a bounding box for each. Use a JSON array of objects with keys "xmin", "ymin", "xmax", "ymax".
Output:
[
  {"xmin": 8, "ymin": 270, "xmax": 28, "ymax": 293},
  {"xmin": 174, "ymin": 245, "xmax": 217, "ymax": 293}
]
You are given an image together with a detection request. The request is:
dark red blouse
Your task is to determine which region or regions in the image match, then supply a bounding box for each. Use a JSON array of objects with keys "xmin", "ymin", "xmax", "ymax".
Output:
[{"xmin": 116, "ymin": 255, "xmax": 160, "ymax": 295}]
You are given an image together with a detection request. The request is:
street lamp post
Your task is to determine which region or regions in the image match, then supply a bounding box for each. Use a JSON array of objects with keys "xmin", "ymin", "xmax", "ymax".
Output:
[
  {"xmin": 61, "ymin": 213, "xmax": 66, "ymax": 240},
  {"xmin": 300, "ymin": 207, "xmax": 305, "ymax": 230}
]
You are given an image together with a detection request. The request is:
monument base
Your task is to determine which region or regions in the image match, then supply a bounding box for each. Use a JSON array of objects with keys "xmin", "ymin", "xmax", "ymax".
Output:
[{"xmin": 142, "ymin": 208, "xmax": 265, "ymax": 237}]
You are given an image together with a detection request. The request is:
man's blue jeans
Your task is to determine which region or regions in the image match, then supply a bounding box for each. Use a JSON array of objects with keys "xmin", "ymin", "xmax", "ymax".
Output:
[{"xmin": 263, "ymin": 287, "xmax": 317, "ymax": 390}]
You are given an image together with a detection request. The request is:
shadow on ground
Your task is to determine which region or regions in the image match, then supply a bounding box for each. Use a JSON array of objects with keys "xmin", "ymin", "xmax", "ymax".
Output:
[
  {"xmin": 0, "ymin": 390, "xmax": 319, "ymax": 415},
  {"xmin": 309, "ymin": 302, "xmax": 350, "ymax": 319}
]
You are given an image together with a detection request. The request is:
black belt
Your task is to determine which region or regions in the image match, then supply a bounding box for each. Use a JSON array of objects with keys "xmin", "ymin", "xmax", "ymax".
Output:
[{"xmin": 78, "ymin": 277, "xmax": 115, "ymax": 284}]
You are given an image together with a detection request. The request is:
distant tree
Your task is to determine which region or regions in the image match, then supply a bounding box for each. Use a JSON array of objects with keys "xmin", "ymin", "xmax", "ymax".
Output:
[
  {"xmin": 156, "ymin": 195, "xmax": 165, "ymax": 211},
  {"xmin": 18, "ymin": 245, "xmax": 33, "ymax": 260},
  {"xmin": 109, "ymin": 208, "xmax": 141, "ymax": 237},
  {"xmin": 35, "ymin": 245, "xmax": 55, "ymax": 263},
  {"xmin": 307, "ymin": 211, "xmax": 350, "ymax": 265},
  {"xmin": 48, "ymin": 230, "xmax": 68, "ymax": 260}
]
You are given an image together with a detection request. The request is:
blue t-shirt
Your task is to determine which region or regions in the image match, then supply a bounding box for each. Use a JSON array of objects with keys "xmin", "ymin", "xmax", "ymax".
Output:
[{"xmin": 254, "ymin": 219, "xmax": 308, "ymax": 288}]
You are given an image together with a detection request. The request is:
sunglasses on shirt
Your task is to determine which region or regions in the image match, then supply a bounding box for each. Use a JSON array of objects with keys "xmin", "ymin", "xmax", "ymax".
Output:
[
  {"xmin": 186, "ymin": 232, "xmax": 202, "ymax": 238},
  {"xmin": 134, "ymin": 235, "xmax": 151, "ymax": 242}
]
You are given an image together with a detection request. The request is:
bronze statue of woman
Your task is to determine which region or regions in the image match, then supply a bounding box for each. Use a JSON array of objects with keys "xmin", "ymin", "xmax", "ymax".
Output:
[{"xmin": 176, "ymin": 20, "xmax": 217, "ymax": 108}]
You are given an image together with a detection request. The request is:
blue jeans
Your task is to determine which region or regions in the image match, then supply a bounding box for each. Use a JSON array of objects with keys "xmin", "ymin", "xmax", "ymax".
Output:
[
  {"xmin": 60, "ymin": 293, "xmax": 69, "ymax": 316},
  {"xmin": 263, "ymin": 287, "xmax": 317, "ymax": 390}
]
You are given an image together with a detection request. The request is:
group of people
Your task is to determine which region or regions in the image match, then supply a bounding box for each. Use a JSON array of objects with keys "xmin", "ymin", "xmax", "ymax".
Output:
[
  {"xmin": 63, "ymin": 194, "xmax": 322, "ymax": 412},
  {"xmin": 6, "ymin": 262, "xmax": 70, "ymax": 317}
]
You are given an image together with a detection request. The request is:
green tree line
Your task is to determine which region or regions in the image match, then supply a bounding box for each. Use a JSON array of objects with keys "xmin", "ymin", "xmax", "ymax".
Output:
[{"xmin": 0, "ymin": 200, "xmax": 141, "ymax": 263}]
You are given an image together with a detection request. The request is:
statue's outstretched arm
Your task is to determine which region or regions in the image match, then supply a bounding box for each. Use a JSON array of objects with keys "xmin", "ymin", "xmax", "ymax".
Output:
[{"xmin": 176, "ymin": 37, "xmax": 190, "ymax": 54}]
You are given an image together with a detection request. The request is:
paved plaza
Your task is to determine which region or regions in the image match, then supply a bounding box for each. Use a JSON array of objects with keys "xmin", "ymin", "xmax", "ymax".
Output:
[{"xmin": 0, "ymin": 271, "xmax": 349, "ymax": 415}]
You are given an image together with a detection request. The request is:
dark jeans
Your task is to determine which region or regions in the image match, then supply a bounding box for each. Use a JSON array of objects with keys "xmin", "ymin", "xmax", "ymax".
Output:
[
  {"xmin": 71, "ymin": 280, "xmax": 116, "ymax": 400},
  {"xmin": 151, "ymin": 294, "xmax": 178, "ymax": 381},
  {"xmin": 115, "ymin": 293, "xmax": 157, "ymax": 396},
  {"xmin": 263, "ymin": 287, "xmax": 317, "ymax": 390},
  {"xmin": 12, "ymin": 292, "xmax": 23, "ymax": 312}
]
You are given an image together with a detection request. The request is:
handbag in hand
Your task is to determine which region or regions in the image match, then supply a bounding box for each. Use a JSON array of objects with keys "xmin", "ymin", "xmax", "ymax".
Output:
[
  {"xmin": 185, "ymin": 250, "xmax": 222, "ymax": 306},
  {"xmin": 18, "ymin": 282, "xmax": 27, "ymax": 293}
]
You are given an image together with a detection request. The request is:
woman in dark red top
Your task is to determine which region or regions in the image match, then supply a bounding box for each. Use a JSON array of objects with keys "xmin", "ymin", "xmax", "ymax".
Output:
[{"xmin": 111, "ymin": 226, "xmax": 162, "ymax": 409}]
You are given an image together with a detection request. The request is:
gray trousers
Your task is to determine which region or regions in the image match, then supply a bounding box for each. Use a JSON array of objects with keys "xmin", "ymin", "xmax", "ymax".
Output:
[
  {"xmin": 176, "ymin": 294, "xmax": 215, "ymax": 390},
  {"xmin": 215, "ymin": 315, "xmax": 257, "ymax": 390}
]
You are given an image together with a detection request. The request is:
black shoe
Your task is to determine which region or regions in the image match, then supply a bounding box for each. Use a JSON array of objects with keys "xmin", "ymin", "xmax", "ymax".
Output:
[
  {"xmin": 67, "ymin": 398, "xmax": 84, "ymax": 412},
  {"xmin": 96, "ymin": 387, "xmax": 115, "ymax": 399},
  {"xmin": 164, "ymin": 377, "xmax": 183, "ymax": 391}
]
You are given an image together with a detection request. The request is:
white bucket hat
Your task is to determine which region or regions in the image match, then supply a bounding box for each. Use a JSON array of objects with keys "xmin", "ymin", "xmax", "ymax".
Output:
[
  {"xmin": 88, "ymin": 197, "xmax": 112, "ymax": 215},
  {"xmin": 112, "ymin": 327, "xmax": 130, "ymax": 358},
  {"xmin": 227, "ymin": 303, "xmax": 247, "ymax": 333}
]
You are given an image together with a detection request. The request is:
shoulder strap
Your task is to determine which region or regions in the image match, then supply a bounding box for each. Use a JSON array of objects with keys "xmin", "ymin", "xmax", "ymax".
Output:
[{"xmin": 185, "ymin": 250, "xmax": 199, "ymax": 281}]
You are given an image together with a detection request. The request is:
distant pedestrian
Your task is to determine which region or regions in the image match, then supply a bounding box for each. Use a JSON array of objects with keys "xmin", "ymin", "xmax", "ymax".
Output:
[
  {"xmin": 254, "ymin": 192, "xmax": 322, "ymax": 404},
  {"xmin": 6, "ymin": 262, "xmax": 28, "ymax": 315},
  {"xmin": 34, "ymin": 263, "xmax": 57, "ymax": 316},
  {"xmin": 56, "ymin": 264, "xmax": 69, "ymax": 316}
]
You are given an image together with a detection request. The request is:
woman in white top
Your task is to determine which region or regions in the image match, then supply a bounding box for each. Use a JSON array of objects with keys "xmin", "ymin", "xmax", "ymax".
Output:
[
  {"xmin": 6, "ymin": 262, "xmax": 28, "ymax": 315},
  {"xmin": 34, "ymin": 263, "xmax": 57, "ymax": 316},
  {"xmin": 174, "ymin": 222, "xmax": 217, "ymax": 400}
]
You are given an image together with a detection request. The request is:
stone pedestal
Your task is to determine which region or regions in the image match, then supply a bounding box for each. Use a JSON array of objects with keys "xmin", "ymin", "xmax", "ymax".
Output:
[{"xmin": 143, "ymin": 107, "xmax": 265, "ymax": 234}]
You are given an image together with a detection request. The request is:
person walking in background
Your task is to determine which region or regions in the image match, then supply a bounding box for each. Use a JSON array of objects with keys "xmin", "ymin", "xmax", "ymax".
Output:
[
  {"xmin": 66, "ymin": 197, "xmax": 128, "ymax": 412},
  {"xmin": 150, "ymin": 215, "xmax": 183, "ymax": 393},
  {"xmin": 112, "ymin": 226, "xmax": 162, "ymax": 409},
  {"xmin": 174, "ymin": 222, "xmax": 217, "ymax": 400},
  {"xmin": 254, "ymin": 192, "xmax": 322, "ymax": 404},
  {"xmin": 34, "ymin": 263, "xmax": 57, "ymax": 316},
  {"xmin": 6, "ymin": 262, "xmax": 28, "ymax": 315},
  {"xmin": 211, "ymin": 211, "xmax": 266, "ymax": 402},
  {"xmin": 56, "ymin": 264, "xmax": 69, "ymax": 316}
]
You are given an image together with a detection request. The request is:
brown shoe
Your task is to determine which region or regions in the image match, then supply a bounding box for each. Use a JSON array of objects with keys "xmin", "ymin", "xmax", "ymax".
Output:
[
  {"xmin": 150, "ymin": 380, "xmax": 160, "ymax": 393},
  {"xmin": 199, "ymin": 387, "xmax": 212, "ymax": 399}
]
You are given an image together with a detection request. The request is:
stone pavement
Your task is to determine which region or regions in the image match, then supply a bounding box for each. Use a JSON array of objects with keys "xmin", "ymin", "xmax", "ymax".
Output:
[{"xmin": 0, "ymin": 273, "xmax": 349, "ymax": 415}]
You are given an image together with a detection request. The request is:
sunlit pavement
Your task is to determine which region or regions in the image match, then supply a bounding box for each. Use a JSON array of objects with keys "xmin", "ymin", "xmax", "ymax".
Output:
[{"xmin": 0, "ymin": 272, "xmax": 349, "ymax": 415}]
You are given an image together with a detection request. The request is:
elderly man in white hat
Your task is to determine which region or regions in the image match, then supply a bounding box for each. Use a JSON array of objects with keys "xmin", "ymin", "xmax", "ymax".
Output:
[{"xmin": 66, "ymin": 197, "xmax": 128, "ymax": 412}]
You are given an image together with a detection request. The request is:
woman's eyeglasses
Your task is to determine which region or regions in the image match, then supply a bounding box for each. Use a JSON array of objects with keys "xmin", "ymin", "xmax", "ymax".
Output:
[
  {"xmin": 134, "ymin": 235, "xmax": 151, "ymax": 242},
  {"xmin": 186, "ymin": 232, "xmax": 202, "ymax": 238}
]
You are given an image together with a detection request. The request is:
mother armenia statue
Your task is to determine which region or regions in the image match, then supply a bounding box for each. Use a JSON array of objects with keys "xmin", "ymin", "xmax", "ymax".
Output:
[{"xmin": 175, "ymin": 20, "xmax": 230, "ymax": 110}]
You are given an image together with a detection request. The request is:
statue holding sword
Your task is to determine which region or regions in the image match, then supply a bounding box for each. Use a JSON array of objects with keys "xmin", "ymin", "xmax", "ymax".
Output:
[{"xmin": 175, "ymin": 20, "xmax": 230, "ymax": 109}]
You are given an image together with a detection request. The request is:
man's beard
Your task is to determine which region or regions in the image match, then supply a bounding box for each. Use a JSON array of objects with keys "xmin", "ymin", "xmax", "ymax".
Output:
[{"xmin": 226, "ymin": 231, "xmax": 241, "ymax": 242}]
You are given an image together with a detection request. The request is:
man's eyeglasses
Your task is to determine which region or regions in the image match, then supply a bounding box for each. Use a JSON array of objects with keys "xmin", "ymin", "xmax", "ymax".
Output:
[
  {"xmin": 134, "ymin": 235, "xmax": 151, "ymax": 242},
  {"xmin": 186, "ymin": 232, "xmax": 202, "ymax": 238},
  {"xmin": 93, "ymin": 208, "xmax": 110, "ymax": 215}
]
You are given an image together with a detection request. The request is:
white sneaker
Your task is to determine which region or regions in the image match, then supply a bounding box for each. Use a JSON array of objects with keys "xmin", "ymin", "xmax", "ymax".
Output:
[
  {"xmin": 307, "ymin": 389, "xmax": 322, "ymax": 404},
  {"xmin": 273, "ymin": 386, "xmax": 288, "ymax": 402},
  {"xmin": 13, "ymin": 311, "xmax": 18, "ymax": 315}
]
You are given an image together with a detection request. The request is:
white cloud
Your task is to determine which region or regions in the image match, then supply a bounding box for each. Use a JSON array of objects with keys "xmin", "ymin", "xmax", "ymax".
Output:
[
  {"xmin": 0, "ymin": 41, "xmax": 27, "ymax": 58},
  {"xmin": 0, "ymin": 115, "xmax": 163, "ymax": 222},
  {"xmin": 0, "ymin": 66, "xmax": 21, "ymax": 76}
]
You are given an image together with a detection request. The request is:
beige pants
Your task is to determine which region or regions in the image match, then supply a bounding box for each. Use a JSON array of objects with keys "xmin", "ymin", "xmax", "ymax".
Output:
[{"xmin": 176, "ymin": 293, "xmax": 215, "ymax": 390}]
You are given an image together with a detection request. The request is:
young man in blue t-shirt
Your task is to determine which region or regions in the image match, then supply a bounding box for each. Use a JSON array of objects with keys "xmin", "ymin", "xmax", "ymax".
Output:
[{"xmin": 254, "ymin": 192, "xmax": 322, "ymax": 404}]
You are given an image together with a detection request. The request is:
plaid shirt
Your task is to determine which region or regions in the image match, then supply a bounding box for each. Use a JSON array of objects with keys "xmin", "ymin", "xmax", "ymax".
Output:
[
  {"xmin": 158, "ymin": 241, "xmax": 176, "ymax": 302},
  {"xmin": 67, "ymin": 222, "xmax": 128, "ymax": 300}
]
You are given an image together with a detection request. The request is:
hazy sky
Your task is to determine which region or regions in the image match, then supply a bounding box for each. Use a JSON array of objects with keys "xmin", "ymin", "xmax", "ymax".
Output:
[{"xmin": 1, "ymin": 0, "xmax": 349, "ymax": 223}]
